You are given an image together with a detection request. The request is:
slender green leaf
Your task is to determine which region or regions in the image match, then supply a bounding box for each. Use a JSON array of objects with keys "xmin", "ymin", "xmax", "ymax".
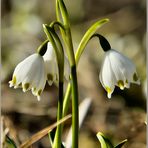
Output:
[
  {"xmin": 114, "ymin": 139, "xmax": 127, "ymax": 148},
  {"xmin": 48, "ymin": 128, "xmax": 65, "ymax": 148},
  {"xmin": 75, "ymin": 18, "xmax": 109, "ymax": 65},
  {"xmin": 5, "ymin": 135, "xmax": 17, "ymax": 148},
  {"xmin": 96, "ymin": 132, "xmax": 114, "ymax": 148}
]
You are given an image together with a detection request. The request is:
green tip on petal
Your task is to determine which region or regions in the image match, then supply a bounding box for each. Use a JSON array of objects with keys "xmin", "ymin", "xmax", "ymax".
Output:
[
  {"xmin": 133, "ymin": 73, "xmax": 138, "ymax": 81},
  {"xmin": 23, "ymin": 83, "xmax": 30, "ymax": 92},
  {"xmin": 37, "ymin": 89, "xmax": 42, "ymax": 96},
  {"xmin": 24, "ymin": 83, "xmax": 30, "ymax": 90},
  {"xmin": 12, "ymin": 76, "xmax": 17, "ymax": 85},
  {"xmin": 37, "ymin": 89, "xmax": 42, "ymax": 101},
  {"xmin": 14, "ymin": 83, "xmax": 22, "ymax": 89},
  {"xmin": 105, "ymin": 86, "xmax": 112, "ymax": 98},
  {"xmin": 117, "ymin": 80, "xmax": 124, "ymax": 90},
  {"xmin": 47, "ymin": 73, "xmax": 53, "ymax": 81},
  {"xmin": 47, "ymin": 73, "xmax": 54, "ymax": 85},
  {"xmin": 18, "ymin": 83, "xmax": 22, "ymax": 87}
]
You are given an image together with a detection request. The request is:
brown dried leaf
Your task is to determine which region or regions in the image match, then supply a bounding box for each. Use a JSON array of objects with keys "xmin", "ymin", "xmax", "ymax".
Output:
[{"xmin": 20, "ymin": 114, "xmax": 71, "ymax": 148}]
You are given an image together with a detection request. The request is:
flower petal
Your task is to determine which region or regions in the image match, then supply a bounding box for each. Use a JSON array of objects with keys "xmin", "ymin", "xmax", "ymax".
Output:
[
  {"xmin": 43, "ymin": 42, "xmax": 59, "ymax": 85},
  {"xmin": 99, "ymin": 53, "xmax": 116, "ymax": 98},
  {"xmin": 9, "ymin": 53, "xmax": 46, "ymax": 100},
  {"xmin": 109, "ymin": 49, "xmax": 140, "ymax": 85},
  {"xmin": 99, "ymin": 49, "xmax": 140, "ymax": 98}
]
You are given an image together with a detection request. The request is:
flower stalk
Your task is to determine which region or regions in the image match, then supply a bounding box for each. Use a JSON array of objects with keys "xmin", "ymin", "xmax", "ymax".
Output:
[
  {"xmin": 62, "ymin": 19, "xmax": 109, "ymax": 118},
  {"xmin": 75, "ymin": 19, "xmax": 109, "ymax": 65},
  {"xmin": 43, "ymin": 24, "xmax": 65, "ymax": 148},
  {"xmin": 55, "ymin": 1, "xmax": 79, "ymax": 148},
  {"xmin": 70, "ymin": 65, "xmax": 79, "ymax": 148},
  {"xmin": 37, "ymin": 39, "xmax": 49, "ymax": 56}
]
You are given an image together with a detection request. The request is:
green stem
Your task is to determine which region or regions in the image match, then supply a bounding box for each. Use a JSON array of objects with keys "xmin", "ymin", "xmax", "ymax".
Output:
[
  {"xmin": 53, "ymin": 81, "xmax": 64, "ymax": 148},
  {"xmin": 55, "ymin": 0, "xmax": 72, "ymax": 119},
  {"xmin": 63, "ymin": 83, "xmax": 71, "ymax": 116},
  {"xmin": 55, "ymin": 0, "xmax": 68, "ymax": 52},
  {"xmin": 55, "ymin": 3, "xmax": 109, "ymax": 148},
  {"xmin": 43, "ymin": 24, "xmax": 64, "ymax": 148},
  {"xmin": 43, "ymin": 24, "xmax": 59, "ymax": 59},
  {"xmin": 50, "ymin": 21, "xmax": 65, "ymax": 31},
  {"xmin": 37, "ymin": 39, "xmax": 48, "ymax": 56},
  {"xmin": 71, "ymin": 65, "xmax": 79, "ymax": 148},
  {"xmin": 57, "ymin": 0, "xmax": 70, "ymax": 26},
  {"xmin": 64, "ymin": 15, "xmax": 79, "ymax": 148},
  {"xmin": 65, "ymin": 29, "xmax": 75, "ymax": 66},
  {"xmin": 59, "ymin": 20, "xmax": 110, "ymax": 148},
  {"xmin": 56, "ymin": 0, "xmax": 75, "ymax": 66},
  {"xmin": 44, "ymin": 25, "xmax": 64, "ymax": 62},
  {"xmin": 75, "ymin": 19, "xmax": 109, "ymax": 65},
  {"xmin": 56, "ymin": 1, "xmax": 79, "ymax": 147}
]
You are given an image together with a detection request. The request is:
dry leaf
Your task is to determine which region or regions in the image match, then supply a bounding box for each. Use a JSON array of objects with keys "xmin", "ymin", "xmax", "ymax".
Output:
[{"xmin": 20, "ymin": 114, "xmax": 71, "ymax": 148}]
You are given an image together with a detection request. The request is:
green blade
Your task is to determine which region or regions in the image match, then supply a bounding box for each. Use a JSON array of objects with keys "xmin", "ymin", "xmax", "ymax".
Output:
[
  {"xmin": 114, "ymin": 139, "xmax": 127, "ymax": 148},
  {"xmin": 5, "ymin": 135, "xmax": 17, "ymax": 148},
  {"xmin": 96, "ymin": 132, "xmax": 114, "ymax": 148}
]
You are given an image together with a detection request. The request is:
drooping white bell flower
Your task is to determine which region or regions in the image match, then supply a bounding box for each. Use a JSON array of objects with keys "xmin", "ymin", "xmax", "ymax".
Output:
[
  {"xmin": 9, "ymin": 53, "xmax": 46, "ymax": 101},
  {"xmin": 99, "ymin": 49, "xmax": 140, "ymax": 98},
  {"xmin": 43, "ymin": 42, "xmax": 59, "ymax": 86}
]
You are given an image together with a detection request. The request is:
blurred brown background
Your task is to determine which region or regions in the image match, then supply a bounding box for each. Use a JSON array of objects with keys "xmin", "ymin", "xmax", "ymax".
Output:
[{"xmin": 1, "ymin": 0, "xmax": 146, "ymax": 147}]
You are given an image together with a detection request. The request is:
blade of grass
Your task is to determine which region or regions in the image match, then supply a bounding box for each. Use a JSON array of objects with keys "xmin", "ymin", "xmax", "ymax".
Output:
[
  {"xmin": 96, "ymin": 132, "xmax": 114, "ymax": 148},
  {"xmin": 20, "ymin": 114, "xmax": 71, "ymax": 148},
  {"xmin": 114, "ymin": 139, "xmax": 127, "ymax": 148},
  {"xmin": 5, "ymin": 135, "xmax": 17, "ymax": 148}
]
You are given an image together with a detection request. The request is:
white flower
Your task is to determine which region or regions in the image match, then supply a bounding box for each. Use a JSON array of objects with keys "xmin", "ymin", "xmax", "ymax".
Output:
[
  {"xmin": 99, "ymin": 49, "xmax": 140, "ymax": 98},
  {"xmin": 9, "ymin": 53, "xmax": 46, "ymax": 101},
  {"xmin": 43, "ymin": 42, "xmax": 59, "ymax": 86}
]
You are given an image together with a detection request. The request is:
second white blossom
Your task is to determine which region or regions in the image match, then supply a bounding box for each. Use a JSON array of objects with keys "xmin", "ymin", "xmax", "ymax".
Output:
[{"xmin": 99, "ymin": 49, "xmax": 140, "ymax": 98}]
